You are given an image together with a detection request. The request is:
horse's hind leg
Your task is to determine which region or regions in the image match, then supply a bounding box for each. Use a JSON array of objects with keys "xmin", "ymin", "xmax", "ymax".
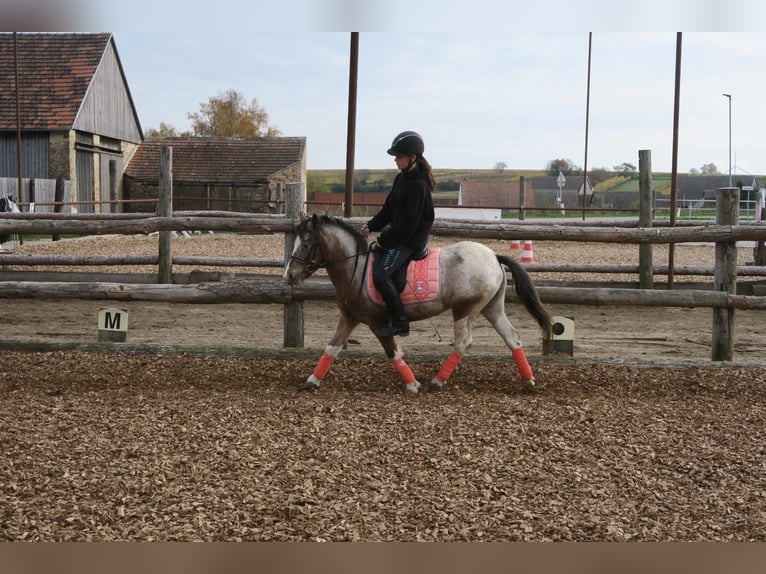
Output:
[
  {"xmin": 481, "ymin": 294, "xmax": 537, "ymax": 391},
  {"xmin": 303, "ymin": 314, "xmax": 358, "ymax": 391},
  {"xmin": 429, "ymin": 315, "xmax": 472, "ymax": 389}
]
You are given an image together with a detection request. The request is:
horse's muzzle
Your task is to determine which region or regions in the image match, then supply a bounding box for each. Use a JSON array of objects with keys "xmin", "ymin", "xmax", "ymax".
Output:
[{"xmin": 282, "ymin": 266, "xmax": 306, "ymax": 286}]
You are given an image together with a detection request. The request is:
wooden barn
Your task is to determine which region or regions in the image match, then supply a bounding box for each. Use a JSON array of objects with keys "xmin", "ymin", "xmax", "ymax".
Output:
[
  {"xmin": 0, "ymin": 32, "xmax": 143, "ymax": 213},
  {"xmin": 122, "ymin": 137, "xmax": 307, "ymax": 213}
]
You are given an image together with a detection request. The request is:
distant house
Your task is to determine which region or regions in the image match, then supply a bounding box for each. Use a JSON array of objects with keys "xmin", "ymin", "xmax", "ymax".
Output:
[
  {"xmin": 123, "ymin": 137, "xmax": 307, "ymax": 213},
  {"xmin": 676, "ymin": 174, "xmax": 762, "ymax": 203},
  {"xmin": 458, "ymin": 177, "xmax": 535, "ymax": 209},
  {"xmin": 0, "ymin": 33, "xmax": 143, "ymax": 213}
]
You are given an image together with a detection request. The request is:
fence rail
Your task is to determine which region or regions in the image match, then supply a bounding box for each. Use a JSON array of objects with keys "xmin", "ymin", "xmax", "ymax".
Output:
[{"xmin": 1, "ymin": 148, "xmax": 762, "ymax": 360}]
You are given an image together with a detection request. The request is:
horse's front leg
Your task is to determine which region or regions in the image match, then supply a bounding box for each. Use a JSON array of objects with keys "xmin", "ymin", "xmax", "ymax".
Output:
[
  {"xmin": 303, "ymin": 314, "xmax": 358, "ymax": 391},
  {"xmin": 375, "ymin": 335, "xmax": 421, "ymax": 395}
]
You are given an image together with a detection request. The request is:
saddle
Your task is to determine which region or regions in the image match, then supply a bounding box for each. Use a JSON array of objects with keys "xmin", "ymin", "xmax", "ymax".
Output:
[
  {"xmin": 367, "ymin": 247, "xmax": 441, "ymax": 305},
  {"xmin": 391, "ymin": 246, "xmax": 429, "ymax": 292}
]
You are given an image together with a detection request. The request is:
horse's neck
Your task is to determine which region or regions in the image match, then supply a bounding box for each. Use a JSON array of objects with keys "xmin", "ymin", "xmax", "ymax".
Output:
[{"xmin": 322, "ymin": 228, "xmax": 365, "ymax": 290}]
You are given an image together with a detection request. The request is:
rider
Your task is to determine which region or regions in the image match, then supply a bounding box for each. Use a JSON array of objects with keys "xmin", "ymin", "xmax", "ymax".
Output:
[{"xmin": 361, "ymin": 131, "xmax": 436, "ymax": 338}]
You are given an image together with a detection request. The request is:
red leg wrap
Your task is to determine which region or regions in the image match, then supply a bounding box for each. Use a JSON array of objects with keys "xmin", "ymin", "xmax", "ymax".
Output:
[
  {"xmin": 512, "ymin": 347, "xmax": 533, "ymax": 380},
  {"xmin": 393, "ymin": 357, "xmax": 416, "ymax": 384},
  {"xmin": 436, "ymin": 352, "xmax": 463, "ymax": 382},
  {"xmin": 312, "ymin": 352, "xmax": 334, "ymax": 380}
]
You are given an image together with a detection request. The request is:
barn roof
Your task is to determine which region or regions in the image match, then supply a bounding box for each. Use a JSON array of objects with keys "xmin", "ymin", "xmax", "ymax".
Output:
[
  {"xmin": 124, "ymin": 137, "xmax": 307, "ymax": 183},
  {"xmin": 676, "ymin": 174, "xmax": 762, "ymax": 199},
  {"xmin": 0, "ymin": 32, "xmax": 128, "ymax": 131}
]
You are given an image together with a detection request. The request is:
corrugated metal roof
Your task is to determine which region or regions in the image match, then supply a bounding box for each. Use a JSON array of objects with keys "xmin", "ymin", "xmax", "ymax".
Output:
[{"xmin": 124, "ymin": 137, "xmax": 306, "ymax": 183}]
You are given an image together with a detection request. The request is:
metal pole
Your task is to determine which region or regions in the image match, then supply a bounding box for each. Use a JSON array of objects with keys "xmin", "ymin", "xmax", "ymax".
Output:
[
  {"xmin": 344, "ymin": 32, "xmax": 359, "ymax": 218},
  {"xmin": 14, "ymin": 33, "xmax": 23, "ymax": 203},
  {"xmin": 582, "ymin": 32, "xmax": 592, "ymax": 220},
  {"xmin": 668, "ymin": 32, "xmax": 682, "ymax": 289},
  {"xmin": 723, "ymin": 94, "xmax": 732, "ymax": 187}
]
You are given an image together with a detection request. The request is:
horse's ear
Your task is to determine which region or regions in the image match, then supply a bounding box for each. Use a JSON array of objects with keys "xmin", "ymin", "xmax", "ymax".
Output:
[{"xmin": 311, "ymin": 213, "xmax": 319, "ymax": 227}]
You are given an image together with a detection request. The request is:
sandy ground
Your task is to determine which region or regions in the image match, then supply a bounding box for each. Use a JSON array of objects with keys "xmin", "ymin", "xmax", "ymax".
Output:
[{"xmin": 2, "ymin": 233, "xmax": 766, "ymax": 542}]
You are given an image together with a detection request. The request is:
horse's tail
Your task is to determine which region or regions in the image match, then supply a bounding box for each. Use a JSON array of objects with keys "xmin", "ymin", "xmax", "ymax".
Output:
[{"xmin": 497, "ymin": 254, "xmax": 553, "ymax": 352}]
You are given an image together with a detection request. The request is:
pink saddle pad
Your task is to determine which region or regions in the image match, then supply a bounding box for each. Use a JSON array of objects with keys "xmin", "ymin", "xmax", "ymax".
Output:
[{"xmin": 367, "ymin": 247, "xmax": 441, "ymax": 305}]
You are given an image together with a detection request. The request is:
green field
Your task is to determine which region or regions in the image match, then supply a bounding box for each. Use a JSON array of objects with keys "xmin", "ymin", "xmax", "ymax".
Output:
[{"xmin": 310, "ymin": 168, "xmax": 547, "ymax": 193}]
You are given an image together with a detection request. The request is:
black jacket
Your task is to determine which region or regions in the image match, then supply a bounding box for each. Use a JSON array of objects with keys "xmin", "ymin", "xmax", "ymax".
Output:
[{"xmin": 367, "ymin": 166, "xmax": 434, "ymax": 252}]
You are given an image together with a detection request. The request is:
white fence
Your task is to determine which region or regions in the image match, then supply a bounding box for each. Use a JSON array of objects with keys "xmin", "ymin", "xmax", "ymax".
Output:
[{"xmin": 656, "ymin": 190, "xmax": 765, "ymax": 222}]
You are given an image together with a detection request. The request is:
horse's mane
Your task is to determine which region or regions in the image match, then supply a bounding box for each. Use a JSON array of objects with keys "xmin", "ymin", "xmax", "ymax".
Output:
[{"xmin": 303, "ymin": 214, "xmax": 369, "ymax": 255}]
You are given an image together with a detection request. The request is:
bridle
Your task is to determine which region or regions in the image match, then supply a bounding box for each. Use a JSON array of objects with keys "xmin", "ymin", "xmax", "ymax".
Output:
[
  {"xmin": 288, "ymin": 219, "xmax": 371, "ymax": 280},
  {"xmin": 288, "ymin": 228, "xmax": 325, "ymax": 275}
]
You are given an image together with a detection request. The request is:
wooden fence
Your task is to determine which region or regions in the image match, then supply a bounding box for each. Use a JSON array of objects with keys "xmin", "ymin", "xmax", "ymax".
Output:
[
  {"xmin": 1, "ymin": 151, "xmax": 764, "ymax": 360},
  {"xmin": 2, "ymin": 205, "xmax": 766, "ymax": 359}
]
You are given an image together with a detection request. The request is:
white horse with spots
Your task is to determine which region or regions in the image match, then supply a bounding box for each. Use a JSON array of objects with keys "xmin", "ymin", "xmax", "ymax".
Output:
[{"xmin": 283, "ymin": 214, "xmax": 552, "ymax": 394}]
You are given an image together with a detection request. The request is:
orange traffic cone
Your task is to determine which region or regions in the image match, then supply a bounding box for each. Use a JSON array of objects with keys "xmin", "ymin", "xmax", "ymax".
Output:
[
  {"xmin": 521, "ymin": 240, "xmax": 535, "ymax": 263},
  {"xmin": 510, "ymin": 239, "xmax": 520, "ymax": 250}
]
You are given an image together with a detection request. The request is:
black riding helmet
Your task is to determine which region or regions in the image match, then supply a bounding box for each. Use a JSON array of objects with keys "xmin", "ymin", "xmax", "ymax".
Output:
[{"xmin": 387, "ymin": 131, "xmax": 425, "ymax": 157}]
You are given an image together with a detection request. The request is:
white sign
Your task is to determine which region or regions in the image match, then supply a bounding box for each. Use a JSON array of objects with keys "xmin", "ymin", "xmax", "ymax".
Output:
[{"xmin": 98, "ymin": 308, "xmax": 129, "ymax": 332}]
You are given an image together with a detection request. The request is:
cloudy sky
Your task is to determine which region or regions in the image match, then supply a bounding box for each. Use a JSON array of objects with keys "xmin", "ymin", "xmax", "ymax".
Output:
[{"xmin": 24, "ymin": 0, "xmax": 766, "ymax": 174}]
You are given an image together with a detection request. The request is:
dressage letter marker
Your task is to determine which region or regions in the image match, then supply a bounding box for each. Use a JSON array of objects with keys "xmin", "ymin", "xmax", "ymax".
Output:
[
  {"xmin": 97, "ymin": 307, "xmax": 129, "ymax": 342},
  {"xmin": 547, "ymin": 316, "xmax": 574, "ymax": 356}
]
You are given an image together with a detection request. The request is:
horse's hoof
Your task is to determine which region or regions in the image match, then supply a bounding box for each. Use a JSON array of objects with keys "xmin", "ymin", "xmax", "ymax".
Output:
[
  {"xmin": 522, "ymin": 378, "xmax": 537, "ymax": 393},
  {"xmin": 429, "ymin": 377, "xmax": 445, "ymax": 389},
  {"xmin": 405, "ymin": 380, "xmax": 421, "ymax": 395},
  {"xmin": 301, "ymin": 377, "xmax": 320, "ymax": 391}
]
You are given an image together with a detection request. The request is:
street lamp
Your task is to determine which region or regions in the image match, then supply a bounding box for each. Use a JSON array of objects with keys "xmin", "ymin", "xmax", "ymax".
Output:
[{"xmin": 722, "ymin": 93, "xmax": 732, "ymax": 187}]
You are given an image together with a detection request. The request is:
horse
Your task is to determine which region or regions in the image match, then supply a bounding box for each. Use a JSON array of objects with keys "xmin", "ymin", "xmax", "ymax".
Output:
[
  {"xmin": 282, "ymin": 214, "xmax": 553, "ymax": 394},
  {"xmin": 0, "ymin": 195, "xmax": 20, "ymax": 245}
]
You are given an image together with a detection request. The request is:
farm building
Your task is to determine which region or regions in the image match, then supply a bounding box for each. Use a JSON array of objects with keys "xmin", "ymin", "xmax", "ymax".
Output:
[
  {"xmin": 0, "ymin": 32, "xmax": 143, "ymax": 213},
  {"xmin": 122, "ymin": 137, "xmax": 307, "ymax": 213},
  {"xmin": 676, "ymin": 174, "xmax": 763, "ymax": 203},
  {"xmin": 458, "ymin": 177, "xmax": 535, "ymax": 209},
  {"xmin": 0, "ymin": 32, "xmax": 307, "ymax": 216}
]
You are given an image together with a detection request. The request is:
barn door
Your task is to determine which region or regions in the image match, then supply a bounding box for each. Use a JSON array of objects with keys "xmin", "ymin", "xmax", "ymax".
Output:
[
  {"xmin": 75, "ymin": 149, "xmax": 94, "ymax": 213},
  {"xmin": 100, "ymin": 154, "xmax": 123, "ymax": 214}
]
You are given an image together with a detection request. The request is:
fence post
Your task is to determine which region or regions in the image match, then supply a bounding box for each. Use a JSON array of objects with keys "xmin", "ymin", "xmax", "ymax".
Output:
[
  {"xmin": 518, "ymin": 176, "xmax": 526, "ymax": 221},
  {"xmin": 638, "ymin": 150, "xmax": 653, "ymax": 289},
  {"xmin": 712, "ymin": 187, "xmax": 739, "ymax": 361},
  {"xmin": 283, "ymin": 182, "xmax": 305, "ymax": 347},
  {"xmin": 158, "ymin": 146, "xmax": 173, "ymax": 284},
  {"xmin": 52, "ymin": 177, "xmax": 65, "ymax": 241}
]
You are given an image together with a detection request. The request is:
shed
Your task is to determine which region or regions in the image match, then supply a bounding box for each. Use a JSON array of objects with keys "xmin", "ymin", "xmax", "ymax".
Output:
[
  {"xmin": 123, "ymin": 137, "xmax": 307, "ymax": 213},
  {"xmin": 0, "ymin": 32, "xmax": 143, "ymax": 213}
]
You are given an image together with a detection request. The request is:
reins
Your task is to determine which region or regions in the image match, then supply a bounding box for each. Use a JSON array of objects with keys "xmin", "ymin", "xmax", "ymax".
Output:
[{"xmin": 289, "ymin": 220, "xmax": 371, "ymax": 300}]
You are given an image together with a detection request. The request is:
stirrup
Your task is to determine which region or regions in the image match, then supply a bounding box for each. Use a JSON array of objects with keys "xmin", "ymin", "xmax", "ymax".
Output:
[{"xmin": 373, "ymin": 321, "xmax": 410, "ymax": 338}]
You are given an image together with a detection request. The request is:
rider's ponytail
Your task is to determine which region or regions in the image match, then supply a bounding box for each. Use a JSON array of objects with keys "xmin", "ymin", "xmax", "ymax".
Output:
[{"xmin": 416, "ymin": 156, "xmax": 436, "ymax": 191}]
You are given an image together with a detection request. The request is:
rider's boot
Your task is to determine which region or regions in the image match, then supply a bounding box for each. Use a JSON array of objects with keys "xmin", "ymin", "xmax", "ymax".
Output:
[{"xmin": 373, "ymin": 278, "xmax": 410, "ymax": 338}]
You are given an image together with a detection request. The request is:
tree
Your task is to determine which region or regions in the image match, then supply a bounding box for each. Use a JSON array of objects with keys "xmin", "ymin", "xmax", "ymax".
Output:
[
  {"xmin": 546, "ymin": 158, "xmax": 578, "ymax": 176},
  {"xmin": 144, "ymin": 122, "xmax": 191, "ymax": 139},
  {"xmin": 613, "ymin": 162, "xmax": 637, "ymax": 177},
  {"xmin": 187, "ymin": 89, "xmax": 281, "ymax": 137},
  {"xmin": 700, "ymin": 163, "xmax": 719, "ymax": 174},
  {"xmin": 494, "ymin": 161, "xmax": 507, "ymax": 173}
]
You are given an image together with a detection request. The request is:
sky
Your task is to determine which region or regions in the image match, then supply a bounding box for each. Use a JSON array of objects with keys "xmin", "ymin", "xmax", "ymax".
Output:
[{"xmin": 7, "ymin": 0, "xmax": 766, "ymax": 175}]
